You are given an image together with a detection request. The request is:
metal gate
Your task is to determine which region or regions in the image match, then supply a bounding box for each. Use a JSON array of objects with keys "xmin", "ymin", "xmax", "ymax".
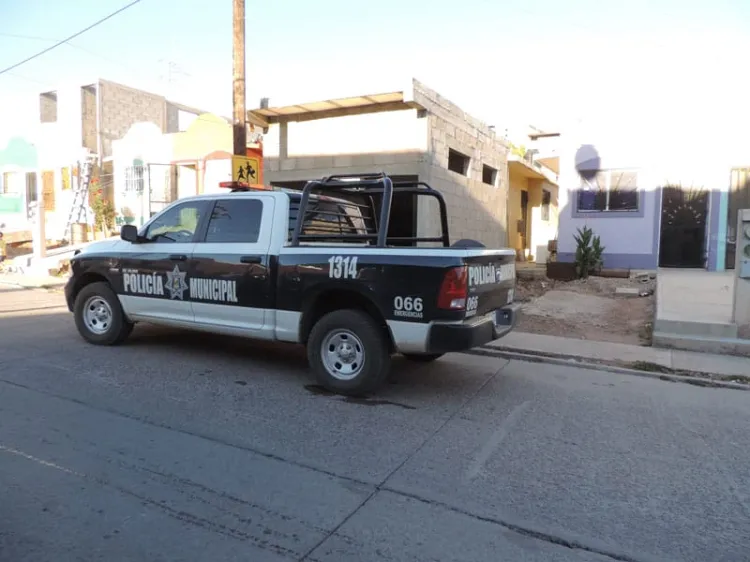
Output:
[
  {"xmin": 658, "ymin": 184, "xmax": 709, "ymax": 268},
  {"xmin": 726, "ymin": 168, "xmax": 750, "ymax": 269},
  {"xmin": 146, "ymin": 163, "xmax": 177, "ymax": 217}
]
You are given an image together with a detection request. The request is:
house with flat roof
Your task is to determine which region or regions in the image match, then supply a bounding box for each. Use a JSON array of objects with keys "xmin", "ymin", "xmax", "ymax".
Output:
[{"xmin": 247, "ymin": 79, "xmax": 512, "ymax": 248}]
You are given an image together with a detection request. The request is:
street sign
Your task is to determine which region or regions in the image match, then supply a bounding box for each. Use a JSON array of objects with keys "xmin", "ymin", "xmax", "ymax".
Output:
[{"xmin": 231, "ymin": 155, "xmax": 260, "ymax": 184}]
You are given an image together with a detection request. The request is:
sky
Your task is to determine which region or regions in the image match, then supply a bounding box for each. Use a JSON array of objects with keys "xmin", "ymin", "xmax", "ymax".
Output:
[{"xmin": 1, "ymin": 0, "xmax": 750, "ymax": 152}]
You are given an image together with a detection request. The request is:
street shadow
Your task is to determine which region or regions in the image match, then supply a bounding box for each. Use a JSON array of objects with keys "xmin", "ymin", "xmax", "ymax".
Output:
[
  {"xmin": 0, "ymin": 310, "xmax": 504, "ymax": 400},
  {"xmin": 126, "ymin": 323, "xmax": 500, "ymax": 396}
]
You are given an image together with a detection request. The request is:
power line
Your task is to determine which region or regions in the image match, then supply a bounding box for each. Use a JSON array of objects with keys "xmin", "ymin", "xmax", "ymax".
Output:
[{"xmin": 0, "ymin": 0, "xmax": 143, "ymax": 76}]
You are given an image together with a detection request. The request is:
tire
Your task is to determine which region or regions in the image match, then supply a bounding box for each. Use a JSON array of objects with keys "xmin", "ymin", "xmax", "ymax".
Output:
[
  {"xmin": 307, "ymin": 309, "xmax": 391, "ymax": 396},
  {"xmin": 73, "ymin": 281, "xmax": 133, "ymax": 345},
  {"xmin": 402, "ymin": 353, "xmax": 444, "ymax": 363}
]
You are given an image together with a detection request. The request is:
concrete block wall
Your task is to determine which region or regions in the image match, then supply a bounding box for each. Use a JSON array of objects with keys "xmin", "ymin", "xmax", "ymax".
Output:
[
  {"xmin": 166, "ymin": 103, "xmax": 180, "ymax": 134},
  {"xmin": 39, "ymin": 92, "xmax": 57, "ymax": 124},
  {"xmin": 412, "ymin": 80, "xmax": 510, "ymax": 248},
  {"xmin": 98, "ymin": 80, "xmax": 167, "ymax": 158},
  {"xmin": 261, "ymin": 79, "xmax": 510, "ymax": 249},
  {"xmin": 264, "ymin": 151, "xmax": 424, "ymax": 182},
  {"xmin": 81, "ymin": 85, "xmax": 98, "ymax": 153}
]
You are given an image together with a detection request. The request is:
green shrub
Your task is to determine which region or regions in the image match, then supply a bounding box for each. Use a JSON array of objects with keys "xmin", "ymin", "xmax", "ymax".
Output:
[{"xmin": 574, "ymin": 226, "xmax": 604, "ymax": 278}]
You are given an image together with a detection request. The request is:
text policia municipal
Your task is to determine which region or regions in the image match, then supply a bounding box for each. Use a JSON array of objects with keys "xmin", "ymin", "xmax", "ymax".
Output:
[{"xmin": 122, "ymin": 267, "xmax": 239, "ymax": 303}]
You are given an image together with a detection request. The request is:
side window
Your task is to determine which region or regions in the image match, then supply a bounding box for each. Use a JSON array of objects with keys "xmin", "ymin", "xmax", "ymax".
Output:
[
  {"xmin": 145, "ymin": 201, "xmax": 204, "ymax": 243},
  {"xmin": 204, "ymin": 198, "xmax": 263, "ymax": 243}
]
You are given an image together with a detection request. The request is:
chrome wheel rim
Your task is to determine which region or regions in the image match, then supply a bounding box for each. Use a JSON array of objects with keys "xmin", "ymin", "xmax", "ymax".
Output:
[
  {"xmin": 83, "ymin": 296, "xmax": 113, "ymax": 335},
  {"xmin": 321, "ymin": 329, "xmax": 365, "ymax": 381}
]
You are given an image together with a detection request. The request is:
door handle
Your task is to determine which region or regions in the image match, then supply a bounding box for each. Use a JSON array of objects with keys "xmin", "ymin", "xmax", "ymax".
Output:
[
  {"xmin": 169, "ymin": 254, "xmax": 188, "ymax": 261},
  {"xmin": 240, "ymin": 255, "xmax": 262, "ymax": 264}
]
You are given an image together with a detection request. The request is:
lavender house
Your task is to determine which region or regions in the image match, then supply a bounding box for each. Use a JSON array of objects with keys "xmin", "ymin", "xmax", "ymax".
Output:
[{"xmin": 556, "ymin": 120, "xmax": 748, "ymax": 273}]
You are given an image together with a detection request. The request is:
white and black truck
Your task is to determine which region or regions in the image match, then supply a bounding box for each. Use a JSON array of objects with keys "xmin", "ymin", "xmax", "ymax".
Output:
[{"xmin": 64, "ymin": 173, "xmax": 519, "ymax": 395}]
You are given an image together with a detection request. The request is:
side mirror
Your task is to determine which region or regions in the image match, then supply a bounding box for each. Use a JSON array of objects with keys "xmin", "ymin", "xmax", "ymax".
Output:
[{"xmin": 121, "ymin": 224, "xmax": 140, "ymax": 243}]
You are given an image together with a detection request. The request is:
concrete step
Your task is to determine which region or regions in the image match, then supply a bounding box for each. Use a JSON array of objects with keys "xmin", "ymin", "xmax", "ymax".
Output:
[
  {"xmin": 652, "ymin": 331, "xmax": 750, "ymax": 357},
  {"xmin": 654, "ymin": 318, "xmax": 738, "ymax": 339}
]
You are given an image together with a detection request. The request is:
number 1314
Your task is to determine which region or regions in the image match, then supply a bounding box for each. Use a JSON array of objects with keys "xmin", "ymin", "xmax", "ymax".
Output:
[{"xmin": 328, "ymin": 256, "xmax": 358, "ymax": 279}]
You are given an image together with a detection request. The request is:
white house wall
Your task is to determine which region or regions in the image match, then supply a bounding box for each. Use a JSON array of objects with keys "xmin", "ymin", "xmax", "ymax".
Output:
[{"xmin": 112, "ymin": 122, "xmax": 173, "ymax": 225}]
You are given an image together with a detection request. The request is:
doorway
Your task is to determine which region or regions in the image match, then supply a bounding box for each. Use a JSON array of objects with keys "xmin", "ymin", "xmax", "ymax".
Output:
[
  {"xmin": 518, "ymin": 190, "xmax": 529, "ymax": 259},
  {"xmin": 658, "ymin": 184, "xmax": 709, "ymax": 268},
  {"xmin": 176, "ymin": 164, "xmax": 197, "ymax": 200}
]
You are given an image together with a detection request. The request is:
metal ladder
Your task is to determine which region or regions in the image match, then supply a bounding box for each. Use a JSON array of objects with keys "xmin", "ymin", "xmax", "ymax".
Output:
[{"xmin": 62, "ymin": 153, "xmax": 97, "ymax": 244}]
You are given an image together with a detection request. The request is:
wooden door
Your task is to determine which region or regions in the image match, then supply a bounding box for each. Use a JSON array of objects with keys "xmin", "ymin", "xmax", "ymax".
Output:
[{"xmin": 42, "ymin": 171, "xmax": 55, "ymax": 211}]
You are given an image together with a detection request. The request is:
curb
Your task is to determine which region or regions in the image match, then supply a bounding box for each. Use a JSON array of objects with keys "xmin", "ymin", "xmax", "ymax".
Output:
[
  {"xmin": 463, "ymin": 347, "xmax": 750, "ymax": 392},
  {"xmin": 0, "ymin": 279, "xmax": 66, "ymax": 291}
]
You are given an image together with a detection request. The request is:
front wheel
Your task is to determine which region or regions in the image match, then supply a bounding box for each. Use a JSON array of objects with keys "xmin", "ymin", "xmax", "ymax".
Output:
[
  {"xmin": 307, "ymin": 309, "xmax": 391, "ymax": 396},
  {"xmin": 402, "ymin": 353, "xmax": 444, "ymax": 363},
  {"xmin": 73, "ymin": 281, "xmax": 133, "ymax": 345}
]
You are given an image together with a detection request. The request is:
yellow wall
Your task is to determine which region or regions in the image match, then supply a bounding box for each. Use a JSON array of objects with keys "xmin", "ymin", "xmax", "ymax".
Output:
[
  {"xmin": 508, "ymin": 171, "xmax": 559, "ymax": 260},
  {"xmin": 508, "ymin": 173, "xmax": 529, "ymax": 254},
  {"xmin": 528, "ymin": 179, "xmax": 559, "ymax": 260},
  {"xmin": 172, "ymin": 113, "xmax": 232, "ymax": 162}
]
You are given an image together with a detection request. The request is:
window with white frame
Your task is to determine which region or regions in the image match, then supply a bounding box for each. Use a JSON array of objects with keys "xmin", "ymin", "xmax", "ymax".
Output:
[{"xmin": 576, "ymin": 169, "xmax": 639, "ymax": 213}]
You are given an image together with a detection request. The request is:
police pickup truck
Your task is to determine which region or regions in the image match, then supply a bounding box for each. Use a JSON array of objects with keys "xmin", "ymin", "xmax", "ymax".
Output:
[{"xmin": 64, "ymin": 173, "xmax": 519, "ymax": 395}]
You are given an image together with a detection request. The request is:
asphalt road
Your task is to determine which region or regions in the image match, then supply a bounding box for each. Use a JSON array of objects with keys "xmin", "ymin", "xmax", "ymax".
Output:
[{"xmin": 1, "ymin": 284, "xmax": 749, "ymax": 562}]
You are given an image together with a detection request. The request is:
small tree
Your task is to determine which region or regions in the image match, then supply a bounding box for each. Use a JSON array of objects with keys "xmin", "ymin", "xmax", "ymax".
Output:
[
  {"xmin": 89, "ymin": 178, "xmax": 115, "ymax": 235},
  {"xmin": 574, "ymin": 226, "xmax": 604, "ymax": 278}
]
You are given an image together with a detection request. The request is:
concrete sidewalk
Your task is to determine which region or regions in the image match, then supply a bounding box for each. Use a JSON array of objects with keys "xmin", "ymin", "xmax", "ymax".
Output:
[
  {"xmin": 490, "ymin": 331, "xmax": 750, "ymax": 379},
  {"xmin": 0, "ymin": 272, "xmax": 68, "ymax": 290}
]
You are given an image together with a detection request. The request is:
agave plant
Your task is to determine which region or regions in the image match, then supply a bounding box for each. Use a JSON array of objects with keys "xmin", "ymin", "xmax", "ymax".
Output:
[{"xmin": 574, "ymin": 226, "xmax": 605, "ymax": 278}]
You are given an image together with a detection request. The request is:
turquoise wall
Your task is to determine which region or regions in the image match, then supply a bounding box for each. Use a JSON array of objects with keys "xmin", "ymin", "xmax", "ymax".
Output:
[
  {"xmin": 0, "ymin": 137, "xmax": 36, "ymax": 217},
  {"xmin": 0, "ymin": 195, "xmax": 23, "ymax": 214},
  {"xmin": 0, "ymin": 136, "xmax": 37, "ymax": 168}
]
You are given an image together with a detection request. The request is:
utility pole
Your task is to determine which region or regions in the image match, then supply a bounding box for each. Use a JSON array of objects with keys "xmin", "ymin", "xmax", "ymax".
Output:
[{"xmin": 232, "ymin": 0, "xmax": 247, "ymax": 156}]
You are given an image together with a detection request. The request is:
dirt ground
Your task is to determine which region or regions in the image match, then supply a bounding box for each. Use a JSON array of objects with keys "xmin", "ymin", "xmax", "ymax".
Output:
[{"xmin": 514, "ymin": 274, "xmax": 656, "ymax": 346}]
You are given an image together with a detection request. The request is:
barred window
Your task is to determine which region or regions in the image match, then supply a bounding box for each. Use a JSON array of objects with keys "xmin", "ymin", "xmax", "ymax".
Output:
[
  {"xmin": 577, "ymin": 169, "xmax": 639, "ymax": 213},
  {"xmin": 124, "ymin": 165, "xmax": 145, "ymax": 193}
]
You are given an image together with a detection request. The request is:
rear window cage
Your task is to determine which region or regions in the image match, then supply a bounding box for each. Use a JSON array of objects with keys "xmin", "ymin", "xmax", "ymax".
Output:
[{"xmin": 286, "ymin": 173, "xmax": 451, "ymax": 247}]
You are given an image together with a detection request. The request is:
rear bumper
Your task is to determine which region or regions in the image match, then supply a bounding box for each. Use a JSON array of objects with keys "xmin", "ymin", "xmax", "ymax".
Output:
[{"xmin": 426, "ymin": 303, "xmax": 520, "ymax": 353}]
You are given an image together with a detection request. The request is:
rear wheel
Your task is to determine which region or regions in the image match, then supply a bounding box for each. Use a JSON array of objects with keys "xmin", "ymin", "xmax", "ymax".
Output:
[
  {"xmin": 402, "ymin": 353, "xmax": 444, "ymax": 363},
  {"xmin": 74, "ymin": 282, "xmax": 133, "ymax": 345},
  {"xmin": 307, "ymin": 309, "xmax": 391, "ymax": 396}
]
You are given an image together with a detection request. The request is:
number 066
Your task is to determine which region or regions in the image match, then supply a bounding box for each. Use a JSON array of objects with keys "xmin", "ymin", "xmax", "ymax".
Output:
[{"xmin": 393, "ymin": 296, "xmax": 423, "ymax": 312}]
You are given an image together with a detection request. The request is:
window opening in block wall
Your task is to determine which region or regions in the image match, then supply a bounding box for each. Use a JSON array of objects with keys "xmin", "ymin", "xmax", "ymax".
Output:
[
  {"xmin": 448, "ymin": 149, "xmax": 470, "ymax": 176},
  {"xmin": 482, "ymin": 165, "xmax": 498, "ymax": 186},
  {"xmin": 39, "ymin": 91, "xmax": 57, "ymax": 123},
  {"xmin": 541, "ymin": 189, "xmax": 551, "ymax": 221}
]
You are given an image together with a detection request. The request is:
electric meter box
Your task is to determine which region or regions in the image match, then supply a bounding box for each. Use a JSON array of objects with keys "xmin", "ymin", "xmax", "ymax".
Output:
[{"xmin": 739, "ymin": 209, "xmax": 750, "ymax": 279}]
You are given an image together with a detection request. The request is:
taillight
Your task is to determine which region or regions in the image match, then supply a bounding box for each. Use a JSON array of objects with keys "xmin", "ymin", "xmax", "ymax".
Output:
[{"xmin": 437, "ymin": 266, "xmax": 468, "ymax": 310}]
